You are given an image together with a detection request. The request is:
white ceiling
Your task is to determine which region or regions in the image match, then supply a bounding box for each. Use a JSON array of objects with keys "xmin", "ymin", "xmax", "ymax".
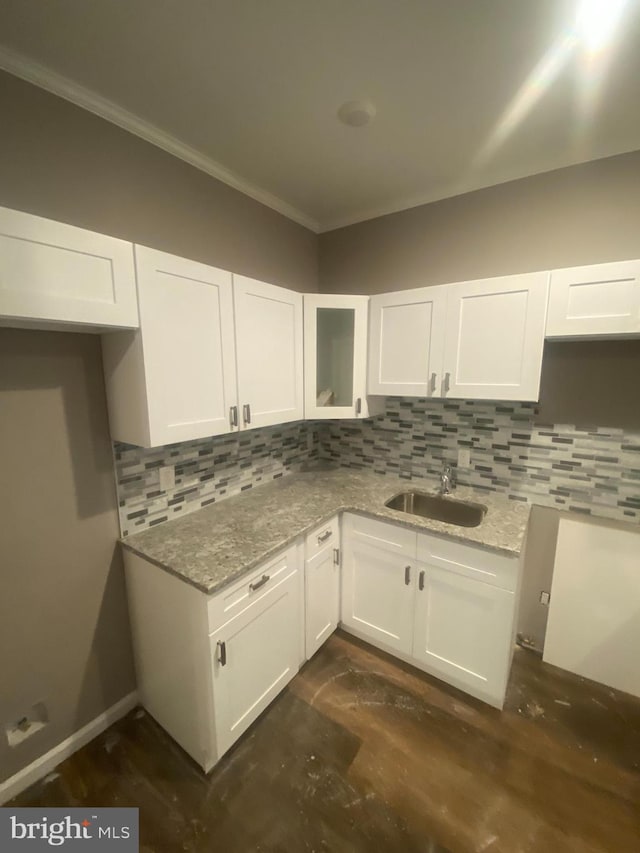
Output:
[{"xmin": 1, "ymin": 0, "xmax": 639, "ymax": 232}]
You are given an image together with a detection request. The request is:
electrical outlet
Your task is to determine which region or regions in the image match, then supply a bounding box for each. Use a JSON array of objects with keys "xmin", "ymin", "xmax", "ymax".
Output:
[
  {"xmin": 457, "ymin": 447, "xmax": 471, "ymax": 468},
  {"xmin": 540, "ymin": 591, "xmax": 551, "ymax": 606},
  {"xmin": 5, "ymin": 702, "xmax": 49, "ymax": 747},
  {"xmin": 159, "ymin": 465, "xmax": 175, "ymax": 492}
]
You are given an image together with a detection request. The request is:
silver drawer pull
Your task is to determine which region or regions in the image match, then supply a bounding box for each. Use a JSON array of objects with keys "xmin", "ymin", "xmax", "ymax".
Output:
[
  {"xmin": 243, "ymin": 403, "xmax": 252, "ymax": 425},
  {"xmin": 229, "ymin": 405, "xmax": 238, "ymax": 428},
  {"xmin": 405, "ymin": 565, "xmax": 411, "ymax": 585},
  {"xmin": 249, "ymin": 574, "xmax": 270, "ymax": 592},
  {"xmin": 419, "ymin": 570, "xmax": 425, "ymax": 591},
  {"xmin": 429, "ymin": 372, "xmax": 437, "ymax": 395},
  {"xmin": 317, "ymin": 529, "xmax": 333, "ymax": 543},
  {"xmin": 217, "ymin": 640, "xmax": 227, "ymax": 666}
]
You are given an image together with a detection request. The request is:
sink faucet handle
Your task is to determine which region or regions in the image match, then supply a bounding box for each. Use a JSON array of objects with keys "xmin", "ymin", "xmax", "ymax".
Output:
[{"xmin": 440, "ymin": 463, "xmax": 455, "ymax": 494}]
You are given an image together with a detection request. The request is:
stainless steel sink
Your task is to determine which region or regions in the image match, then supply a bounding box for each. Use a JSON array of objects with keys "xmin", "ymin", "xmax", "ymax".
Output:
[{"xmin": 385, "ymin": 490, "xmax": 487, "ymax": 527}]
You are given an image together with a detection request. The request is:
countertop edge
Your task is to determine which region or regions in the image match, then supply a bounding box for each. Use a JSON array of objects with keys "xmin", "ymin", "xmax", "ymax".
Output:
[{"xmin": 121, "ymin": 500, "xmax": 527, "ymax": 596}]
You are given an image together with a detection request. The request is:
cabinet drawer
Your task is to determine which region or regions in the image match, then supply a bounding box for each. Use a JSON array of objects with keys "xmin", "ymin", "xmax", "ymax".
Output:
[
  {"xmin": 305, "ymin": 516, "xmax": 339, "ymax": 560},
  {"xmin": 417, "ymin": 532, "xmax": 519, "ymax": 592},
  {"xmin": 345, "ymin": 513, "xmax": 417, "ymax": 557},
  {"xmin": 208, "ymin": 544, "xmax": 297, "ymax": 633}
]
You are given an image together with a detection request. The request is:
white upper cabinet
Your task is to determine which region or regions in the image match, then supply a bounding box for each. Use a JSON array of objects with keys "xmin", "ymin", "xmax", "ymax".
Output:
[
  {"xmin": 0, "ymin": 205, "xmax": 138, "ymax": 330},
  {"xmin": 368, "ymin": 286, "xmax": 447, "ymax": 396},
  {"xmin": 304, "ymin": 294, "xmax": 381, "ymax": 419},
  {"xmin": 442, "ymin": 272, "xmax": 549, "ymax": 401},
  {"xmin": 103, "ymin": 246, "xmax": 237, "ymax": 447},
  {"xmin": 233, "ymin": 275, "xmax": 304, "ymax": 429},
  {"xmin": 546, "ymin": 260, "xmax": 640, "ymax": 339}
]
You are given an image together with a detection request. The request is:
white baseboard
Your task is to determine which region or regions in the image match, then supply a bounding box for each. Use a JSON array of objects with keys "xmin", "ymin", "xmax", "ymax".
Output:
[{"xmin": 0, "ymin": 691, "xmax": 139, "ymax": 805}]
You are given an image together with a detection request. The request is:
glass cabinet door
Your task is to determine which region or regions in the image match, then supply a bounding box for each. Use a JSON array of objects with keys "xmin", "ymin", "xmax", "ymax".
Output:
[
  {"xmin": 304, "ymin": 294, "xmax": 370, "ymax": 420},
  {"xmin": 316, "ymin": 307, "xmax": 355, "ymax": 408}
]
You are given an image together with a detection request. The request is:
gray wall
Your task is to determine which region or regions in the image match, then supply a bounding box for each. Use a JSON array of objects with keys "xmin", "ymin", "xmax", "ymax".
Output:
[
  {"xmin": 0, "ymin": 71, "xmax": 318, "ymax": 786},
  {"xmin": 0, "ymin": 329, "xmax": 137, "ymax": 782},
  {"xmin": 0, "ymin": 71, "xmax": 318, "ymax": 292},
  {"xmin": 319, "ymin": 149, "xmax": 640, "ymax": 294},
  {"xmin": 319, "ymin": 152, "xmax": 640, "ymax": 651}
]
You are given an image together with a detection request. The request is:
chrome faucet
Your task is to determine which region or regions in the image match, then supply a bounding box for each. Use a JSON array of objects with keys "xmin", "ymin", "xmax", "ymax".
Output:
[{"xmin": 439, "ymin": 464, "xmax": 454, "ymax": 495}]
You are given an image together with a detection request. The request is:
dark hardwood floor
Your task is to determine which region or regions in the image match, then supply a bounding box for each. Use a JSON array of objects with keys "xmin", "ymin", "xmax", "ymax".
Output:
[{"xmin": 11, "ymin": 631, "xmax": 640, "ymax": 852}]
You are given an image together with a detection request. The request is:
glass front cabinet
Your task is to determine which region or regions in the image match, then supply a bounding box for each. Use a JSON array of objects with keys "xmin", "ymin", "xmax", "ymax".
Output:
[{"xmin": 303, "ymin": 294, "xmax": 383, "ymax": 420}]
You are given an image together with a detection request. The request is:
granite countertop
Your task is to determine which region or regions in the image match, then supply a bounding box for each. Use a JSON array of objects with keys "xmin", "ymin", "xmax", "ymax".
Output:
[{"xmin": 121, "ymin": 469, "xmax": 531, "ymax": 595}]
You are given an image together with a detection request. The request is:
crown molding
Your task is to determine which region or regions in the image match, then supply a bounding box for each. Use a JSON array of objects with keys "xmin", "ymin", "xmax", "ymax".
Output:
[{"xmin": 0, "ymin": 46, "xmax": 320, "ymax": 233}]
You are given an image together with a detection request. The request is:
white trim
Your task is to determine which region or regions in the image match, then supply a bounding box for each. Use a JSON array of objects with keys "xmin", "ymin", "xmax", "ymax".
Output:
[
  {"xmin": 0, "ymin": 46, "xmax": 320, "ymax": 233},
  {"xmin": 0, "ymin": 691, "xmax": 139, "ymax": 805}
]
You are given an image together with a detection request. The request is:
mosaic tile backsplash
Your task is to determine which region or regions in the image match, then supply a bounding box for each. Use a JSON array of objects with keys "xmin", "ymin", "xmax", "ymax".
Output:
[
  {"xmin": 115, "ymin": 400, "xmax": 640, "ymax": 535},
  {"xmin": 320, "ymin": 399, "xmax": 640, "ymax": 524},
  {"xmin": 115, "ymin": 421, "xmax": 319, "ymax": 535}
]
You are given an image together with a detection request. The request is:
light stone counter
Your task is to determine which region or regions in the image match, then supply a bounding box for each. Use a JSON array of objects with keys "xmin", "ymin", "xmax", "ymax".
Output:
[{"xmin": 122, "ymin": 469, "xmax": 531, "ymax": 594}]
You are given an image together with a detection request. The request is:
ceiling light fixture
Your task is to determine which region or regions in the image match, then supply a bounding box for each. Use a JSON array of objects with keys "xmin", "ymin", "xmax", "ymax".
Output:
[{"xmin": 337, "ymin": 99, "xmax": 376, "ymax": 127}]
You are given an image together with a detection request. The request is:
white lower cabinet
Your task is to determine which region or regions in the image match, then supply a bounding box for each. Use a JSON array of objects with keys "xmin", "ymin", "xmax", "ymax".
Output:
[
  {"xmin": 412, "ymin": 566, "xmax": 515, "ymax": 703},
  {"xmin": 210, "ymin": 562, "xmax": 301, "ymax": 759},
  {"xmin": 124, "ymin": 542, "xmax": 303, "ymax": 773},
  {"xmin": 304, "ymin": 517, "xmax": 340, "ymax": 659},
  {"xmin": 341, "ymin": 513, "xmax": 521, "ymax": 708},
  {"xmin": 341, "ymin": 514, "xmax": 416, "ymax": 655},
  {"xmin": 125, "ymin": 510, "xmax": 522, "ymax": 775}
]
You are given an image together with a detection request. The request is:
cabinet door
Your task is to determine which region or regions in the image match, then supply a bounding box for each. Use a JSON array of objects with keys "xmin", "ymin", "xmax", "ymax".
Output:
[
  {"xmin": 341, "ymin": 515, "xmax": 415, "ymax": 655},
  {"xmin": 0, "ymin": 204, "xmax": 138, "ymax": 329},
  {"xmin": 305, "ymin": 543, "xmax": 340, "ymax": 659},
  {"xmin": 546, "ymin": 260, "xmax": 640, "ymax": 338},
  {"xmin": 304, "ymin": 294, "xmax": 370, "ymax": 419},
  {"xmin": 122, "ymin": 246, "xmax": 237, "ymax": 446},
  {"xmin": 442, "ymin": 272, "xmax": 549, "ymax": 401},
  {"xmin": 413, "ymin": 565, "xmax": 514, "ymax": 705},
  {"xmin": 234, "ymin": 275, "xmax": 304, "ymax": 429},
  {"xmin": 368, "ymin": 286, "xmax": 447, "ymax": 397},
  {"xmin": 210, "ymin": 562, "xmax": 300, "ymax": 760}
]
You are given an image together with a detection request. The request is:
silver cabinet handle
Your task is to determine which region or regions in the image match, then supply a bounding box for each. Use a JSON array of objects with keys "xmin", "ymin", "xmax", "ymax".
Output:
[
  {"xmin": 405, "ymin": 565, "xmax": 411, "ymax": 585},
  {"xmin": 429, "ymin": 373, "xmax": 437, "ymax": 396},
  {"xmin": 333, "ymin": 548, "xmax": 340, "ymax": 566},
  {"xmin": 243, "ymin": 403, "xmax": 251, "ymax": 425},
  {"xmin": 356, "ymin": 397, "xmax": 362, "ymax": 415},
  {"xmin": 442, "ymin": 372, "xmax": 451, "ymax": 396},
  {"xmin": 217, "ymin": 640, "xmax": 227, "ymax": 666},
  {"xmin": 317, "ymin": 529, "xmax": 332, "ymax": 544},
  {"xmin": 229, "ymin": 405, "xmax": 238, "ymax": 428},
  {"xmin": 419, "ymin": 570, "xmax": 425, "ymax": 591},
  {"xmin": 249, "ymin": 573, "xmax": 270, "ymax": 592}
]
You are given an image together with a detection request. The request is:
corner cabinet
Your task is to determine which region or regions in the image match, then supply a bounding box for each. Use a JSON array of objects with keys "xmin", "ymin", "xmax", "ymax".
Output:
[
  {"xmin": 341, "ymin": 513, "xmax": 522, "ymax": 708},
  {"xmin": 368, "ymin": 272, "xmax": 549, "ymax": 402},
  {"xmin": 0, "ymin": 205, "xmax": 138, "ymax": 331},
  {"xmin": 304, "ymin": 294, "xmax": 383, "ymax": 419},
  {"xmin": 124, "ymin": 543, "xmax": 303, "ymax": 772},
  {"xmin": 546, "ymin": 260, "xmax": 640, "ymax": 339}
]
